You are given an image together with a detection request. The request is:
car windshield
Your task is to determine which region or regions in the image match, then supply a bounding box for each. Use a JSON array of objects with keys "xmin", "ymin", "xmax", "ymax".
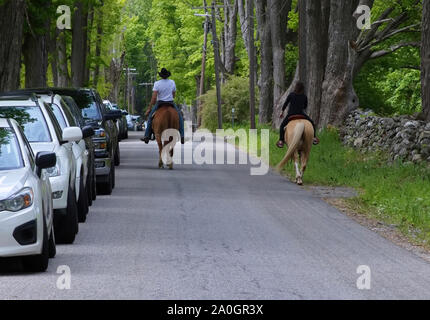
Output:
[
  {"xmin": 49, "ymin": 103, "xmax": 67, "ymax": 130},
  {"xmin": 68, "ymin": 92, "xmax": 101, "ymax": 121},
  {"xmin": 0, "ymin": 106, "xmax": 51, "ymax": 142},
  {"xmin": 0, "ymin": 128, "xmax": 23, "ymax": 170}
]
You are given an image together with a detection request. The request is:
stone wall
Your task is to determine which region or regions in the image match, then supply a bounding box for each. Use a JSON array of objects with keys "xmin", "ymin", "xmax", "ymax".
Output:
[{"xmin": 341, "ymin": 110, "xmax": 430, "ymax": 163}]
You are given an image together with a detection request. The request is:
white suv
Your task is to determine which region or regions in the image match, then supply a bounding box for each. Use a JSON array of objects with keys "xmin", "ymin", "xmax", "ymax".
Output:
[
  {"xmin": 0, "ymin": 118, "xmax": 56, "ymax": 272},
  {"xmin": 0, "ymin": 94, "xmax": 82, "ymax": 244},
  {"xmin": 39, "ymin": 93, "xmax": 93, "ymax": 223}
]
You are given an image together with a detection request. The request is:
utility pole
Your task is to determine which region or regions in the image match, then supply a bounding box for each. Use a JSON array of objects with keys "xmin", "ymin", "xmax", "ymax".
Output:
[
  {"xmin": 123, "ymin": 67, "xmax": 137, "ymax": 114},
  {"xmin": 248, "ymin": 0, "xmax": 256, "ymax": 129},
  {"xmin": 211, "ymin": 0, "xmax": 223, "ymax": 130}
]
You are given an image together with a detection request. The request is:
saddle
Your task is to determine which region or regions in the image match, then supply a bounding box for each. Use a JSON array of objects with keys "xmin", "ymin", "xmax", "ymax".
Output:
[
  {"xmin": 288, "ymin": 114, "xmax": 307, "ymax": 122},
  {"xmin": 152, "ymin": 102, "xmax": 175, "ymax": 120}
]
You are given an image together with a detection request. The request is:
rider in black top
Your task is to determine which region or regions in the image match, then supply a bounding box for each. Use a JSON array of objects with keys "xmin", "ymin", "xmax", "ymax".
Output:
[{"xmin": 276, "ymin": 82, "xmax": 319, "ymax": 148}]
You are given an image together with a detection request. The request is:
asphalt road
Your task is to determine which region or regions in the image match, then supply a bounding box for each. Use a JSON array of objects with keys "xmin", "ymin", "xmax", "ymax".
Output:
[{"xmin": 1, "ymin": 131, "xmax": 430, "ymax": 299}]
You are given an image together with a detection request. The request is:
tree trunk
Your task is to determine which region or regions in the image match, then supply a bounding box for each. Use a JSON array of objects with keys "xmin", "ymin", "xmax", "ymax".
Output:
[
  {"xmin": 237, "ymin": 0, "xmax": 250, "ymax": 55},
  {"xmin": 319, "ymin": 0, "xmax": 360, "ymax": 127},
  {"xmin": 255, "ymin": 0, "xmax": 273, "ymax": 124},
  {"xmin": 71, "ymin": 0, "xmax": 88, "ymax": 87},
  {"xmin": 93, "ymin": 4, "xmax": 104, "ymax": 87},
  {"xmin": 300, "ymin": 0, "xmax": 330, "ymax": 124},
  {"xmin": 108, "ymin": 52, "xmax": 125, "ymax": 103},
  {"xmin": 223, "ymin": 0, "xmax": 238, "ymax": 74},
  {"xmin": 23, "ymin": 32, "xmax": 49, "ymax": 88},
  {"xmin": 50, "ymin": 29, "xmax": 59, "ymax": 87},
  {"xmin": 269, "ymin": 0, "xmax": 291, "ymax": 107},
  {"xmin": 57, "ymin": 29, "xmax": 71, "ymax": 87},
  {"xmin": 422, "ymin": 0, "xmax": 430, "ymax": 121},
  {"xmin": 0, "ymin": 0, "xmax": 25, "ymax": 92},
  {"xmin": 85, "ymin": 4, "xmax": 94, "ymax": 85}
]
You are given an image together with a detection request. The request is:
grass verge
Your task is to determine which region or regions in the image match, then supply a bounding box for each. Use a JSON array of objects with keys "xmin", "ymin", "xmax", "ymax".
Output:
[{"xmin": 224, "ymin": 122, "xmax": 430, "ymax": 247}]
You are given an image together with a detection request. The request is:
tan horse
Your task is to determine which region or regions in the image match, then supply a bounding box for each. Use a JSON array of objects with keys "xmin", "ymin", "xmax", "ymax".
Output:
[
  {"xmin": 276, "ymin": 119, "xmax": 314, "ymax": 185},
  {"xmin": 151, "ymin": 104, "xmax": 180, "ymax": 169}
]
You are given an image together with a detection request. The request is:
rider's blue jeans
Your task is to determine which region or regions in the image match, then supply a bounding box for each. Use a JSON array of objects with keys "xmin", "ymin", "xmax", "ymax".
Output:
[{"xmin": 144, "ymin": 101, "xmax": 184, "ymax": 138}]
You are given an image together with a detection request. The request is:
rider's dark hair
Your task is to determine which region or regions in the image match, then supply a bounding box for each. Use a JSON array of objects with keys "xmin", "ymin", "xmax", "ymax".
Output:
[{"xmin": 294, "ymin": 81, "xmax": 305, "ymax": 95}]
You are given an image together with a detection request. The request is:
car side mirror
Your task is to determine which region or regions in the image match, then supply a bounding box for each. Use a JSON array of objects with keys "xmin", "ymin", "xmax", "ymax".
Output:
[
  {"xmin": 103, "ymin": 110, "xmax": 122, "ymax": 121},
  {"xmin": 62, "ymin": 126, "xmax": 83, "ymax": 142},
  {"xmin": 82, "ymin": 126, "xmax": 95, "ymax": 139},
  {"xmin": 35, "ymin": 152, "xmax": 56, "ymax": 177}
]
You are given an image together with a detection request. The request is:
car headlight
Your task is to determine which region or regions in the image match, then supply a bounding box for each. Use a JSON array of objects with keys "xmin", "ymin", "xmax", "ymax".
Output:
[
  {"xmin": 46, "ymin": 161, "xmax": 61, "ymax": 177},
  {"xmin": 94, "ymin": 129, "xmax": 106, "ymax": 138},
  {"xmin": 94, "ymin": 140, "xmax": 107, "ymax": 150},
  {"xmin": 0, "ymin": 188, "xmax": 34, "ymax": 212}
]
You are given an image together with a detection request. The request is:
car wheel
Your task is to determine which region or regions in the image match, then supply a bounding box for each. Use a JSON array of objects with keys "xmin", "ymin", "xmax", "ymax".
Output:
[
  {"xmin": 97, "ymin": 164, "xmax": 113, "ymax": 195},
  {"xmin": 48, "ymin": 224, "xmax": 56, "ymax": 259},
  {"xmin": 55, "ymin": 186, "xmax": 78, "ymax": 244},
  {"xmin": 114, "ymin": 144, "xmax": 120, "ymax": 166},
  {"xmin": 86, "ymin": 168, "xmax": 93, "ymax": 207},
  {"xmin": 77, "ymin": 175, "xmax": 89, "ymax": 223},
  {"xmin": 111, "ymin": 163, "xmax": 116, "ymax": 189},
  {"xmin": 92, "ymin": 166, "xmax": 97, "ymax": 201},
  {"xmin": 22, "ymin": 218, "xmax": 49, "ymax": 272}
]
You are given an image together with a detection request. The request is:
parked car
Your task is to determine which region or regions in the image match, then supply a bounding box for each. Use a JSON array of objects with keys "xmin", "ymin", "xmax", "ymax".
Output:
[
  {"xmin": 0, "ymin": 94, "xmax": 81, "ymax": 244},
  {"xmin": 1, "ymin": 90, "xmax": 96, "ymax": 223},
  {"xmin": 126, "ymin": 114, "xmax": 144, "ymax": 131},
  {"xmin": 111, "ymin": 103, "xmax": 128, "ymax": 140},
  {"xmin": 0, "ymin": 118, "xmax": 57, "ymax": 272},
  {"xmin": 42, "ymin": 93, "xmax": 95, "ymax": 223},
  {"xmin": 46, "ymin": 88, "xmax": 122, "ymax": 195},
  {"xmin": 62, "ymin": 95, "xmax": 97, "ymax": 206}
]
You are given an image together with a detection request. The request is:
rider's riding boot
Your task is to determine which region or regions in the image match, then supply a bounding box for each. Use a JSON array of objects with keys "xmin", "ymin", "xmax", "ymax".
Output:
[
  {"xmin": 313, "ymin": 137, "xmax": 320, "ymax": 145},
  {"xmin": 181, "ymin": 137, "xmax": 185, "ymax": 145}
]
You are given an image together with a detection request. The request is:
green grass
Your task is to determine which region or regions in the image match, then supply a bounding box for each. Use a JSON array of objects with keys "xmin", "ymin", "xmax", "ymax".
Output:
[{"xmin": 224, "ymin": 122, "xmax": 430, "ymax": 246}]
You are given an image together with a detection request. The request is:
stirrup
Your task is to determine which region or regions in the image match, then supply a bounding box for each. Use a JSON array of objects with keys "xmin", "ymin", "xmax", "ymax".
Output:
[{"xmin": 276, "ymin": 141, "xmax": 285, "ymax": 148}]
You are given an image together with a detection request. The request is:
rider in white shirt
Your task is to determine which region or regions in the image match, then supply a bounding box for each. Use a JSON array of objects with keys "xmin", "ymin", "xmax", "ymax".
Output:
[{"xmin": 142, "ymin": 68, "xmax": 184, "ymax": 144}]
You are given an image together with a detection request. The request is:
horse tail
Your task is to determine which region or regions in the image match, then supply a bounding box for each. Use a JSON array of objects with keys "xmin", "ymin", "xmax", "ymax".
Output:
[{"xmin": 276, "ymin": 122, "xmax": 305, "ymax": 172}]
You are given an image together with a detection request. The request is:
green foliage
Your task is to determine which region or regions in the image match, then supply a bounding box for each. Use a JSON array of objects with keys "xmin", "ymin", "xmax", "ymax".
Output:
[{"xmin": 200, "ymin": 76, "xmax": 257, "ymax": 132}]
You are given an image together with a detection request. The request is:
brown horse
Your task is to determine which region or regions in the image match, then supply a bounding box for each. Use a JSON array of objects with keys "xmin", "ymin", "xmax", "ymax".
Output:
[
  {"xmin": 276, "ymin": 119, "xmax": 314, "ymax": 185},
  {"xmin": 151, "ymin": 104, "xmax": 180, "ymax": 169}
]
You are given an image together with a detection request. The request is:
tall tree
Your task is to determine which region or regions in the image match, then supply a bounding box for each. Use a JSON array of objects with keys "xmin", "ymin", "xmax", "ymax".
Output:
[
  {"xmin": 23, "ymin": 0, "xmax": 52, "ymax": 88},
  {"xmin": 255, "ymin": 0, "xmax": 273, "ymax": 124},
  {"xmin": 422, "ymin": 0, "xmax": 430, "ymax": 121},
  {"xmin": 269, "ymin": 0, "xmax": 291, "ymax": 109},
  {"xmin": 71, "ymin": 0, "xmax": 89, "ymax": 87},
  {"xmin": 0, "ymin": 0, "xmax": 25, "ymax": 92},
  {"xmin": 223, "ymin": 0, "xmax": 238, "ymax": 74}
]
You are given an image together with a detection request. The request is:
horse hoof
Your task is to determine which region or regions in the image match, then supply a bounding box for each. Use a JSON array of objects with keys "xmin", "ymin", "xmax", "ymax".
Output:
[
  {"xmin": 169, "ymin": 166, "xmax": 173, "ymax": 170},
  {"xmin": 297, "ymin": 179, "xmax": 303, "ymax": 186}
]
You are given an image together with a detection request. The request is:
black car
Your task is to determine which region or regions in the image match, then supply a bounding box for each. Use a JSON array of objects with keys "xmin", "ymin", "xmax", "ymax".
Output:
[{"xmin": 46, "ymin": 88, "xmax": 122, "ymax": 195}]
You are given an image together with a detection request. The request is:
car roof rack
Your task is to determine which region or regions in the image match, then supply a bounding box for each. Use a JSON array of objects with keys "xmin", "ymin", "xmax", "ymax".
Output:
[{"xmin": 0, "ymin": 92, "xmax": 39, "ymax": 102}]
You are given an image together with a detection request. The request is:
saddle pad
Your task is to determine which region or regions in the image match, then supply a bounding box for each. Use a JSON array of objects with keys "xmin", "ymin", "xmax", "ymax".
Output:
[{"xmin": 288, "ymin": 114, "xmax": 307, "ymax": 121}]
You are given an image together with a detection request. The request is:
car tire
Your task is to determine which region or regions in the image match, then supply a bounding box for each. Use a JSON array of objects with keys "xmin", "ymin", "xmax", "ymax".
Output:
[
  {"xmin": 22, "ymin": 218, "xmax": 49, "ymax": 272},
  {"xmin": 48, "ymin": 224, "xmax": 56, "ymax": 259},
  {"xmin": 97, "ymin": 164, "xmax": 113, "ymax": 195},
  {"xmin": 92, "ymin": 167, "xmax": 97, "ymax": 201},
  {"xmin": 114, "ymin": 144, "xmax": 120, "ymax": 166},
  {"xmin": 87, "ymin": 167, "xmax": 93, "ymax": 207},
  {"xmin": 55, "ymin": 186, "xmax": 79, "ymax": 244},
  {"xmin": 77, "ymin": 175, "xmax": 89, "ymax": 223}
]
